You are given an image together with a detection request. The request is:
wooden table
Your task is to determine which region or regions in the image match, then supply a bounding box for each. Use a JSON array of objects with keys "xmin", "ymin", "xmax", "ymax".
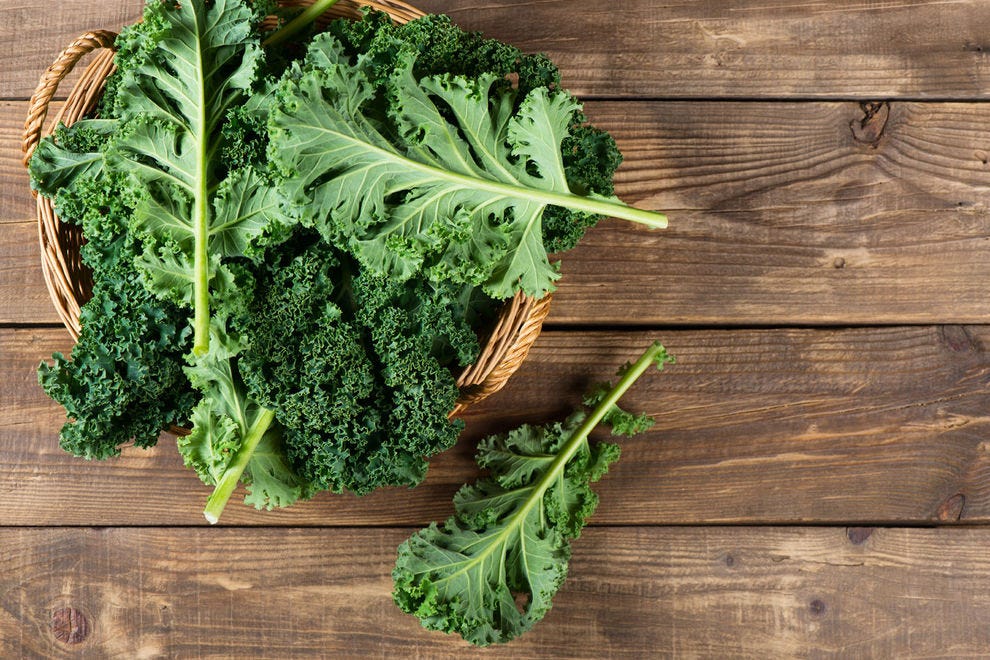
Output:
[{"xmin": 4, "ymin": 0, "xmax": 990, "ymax": 656}]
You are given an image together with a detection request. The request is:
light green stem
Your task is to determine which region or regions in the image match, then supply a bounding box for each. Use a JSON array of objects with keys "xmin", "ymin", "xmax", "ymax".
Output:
[
  {"xmin": 327, "ymin": 129, "xmax": 668, "ymax": 229},
  {"xmin": 191, "ymin": 6, "xmax": 211, "ymax": 357},
  {"xmin": 203, "ymin": 407, "xmax": 277, "ymax": 524},
  {"xmin": 434, "ymin": 342, "xmax": 666, "ymax": 586},
  {"xmin": 423, "ymin": 158, "xmax": 668, "ymax": 229},
  {"xmin": 191, "ymin": 153, "xmax": 210, "ymax": 357},
  {"xmin": 525, "ymin": 342, "xmax": 666, "ymax": 508},
  {"xmin": 263, "ymin": 0, "xmax": 342, "ymax": 48}
]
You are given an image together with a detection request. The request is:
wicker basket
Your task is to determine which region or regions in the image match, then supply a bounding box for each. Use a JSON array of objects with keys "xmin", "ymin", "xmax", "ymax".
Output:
[{"xmin": 22, "ymin": 0, "xmax": 552, "ymax": 419}]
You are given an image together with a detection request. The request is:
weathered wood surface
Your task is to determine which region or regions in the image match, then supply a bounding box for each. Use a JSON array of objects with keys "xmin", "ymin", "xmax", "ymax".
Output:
[
  {"xmin": 6, "ymin": 0, "xmax": 990, "ymax": 100},
  {"xmin": 0, "ymin": 1, "xmax": 141, "ymax": 99},
  {"xmin": 0, "ymin": 221, "xmax": 54, "ymax": 324},
  {"xmin": 7, "ymin": 100, "xmax": 990, "ymax": 325},
  {"xmin": 6, "ymin": 0, "xmax": 990, "ymax": 656},
  {"xmin": 5, "ymin": 326, "xmax": 990, "ymax": 527},
  {"xmin": 5, "ymin": 526, "xmax": 990, "ymax": 658}
]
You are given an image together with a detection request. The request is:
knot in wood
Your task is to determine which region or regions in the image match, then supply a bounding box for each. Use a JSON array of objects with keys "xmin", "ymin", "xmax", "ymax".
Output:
[
  {"xmin": 940, "ymin": 326, "xmax": 978, "ymax": 354},
  {"xmin": 850, "ymin": 101, "xmax": 889, "ymax": 148},
  {"xmin": 50, "ymin": 606, "xmax": 88, "ymax": 645},
  {"xmin": 936, "ymin": 493, "xmax": 966, "ymax": 522},
  {"xmin": 846, "ymin": 527, "xmax": 874, "ymax": 545}
]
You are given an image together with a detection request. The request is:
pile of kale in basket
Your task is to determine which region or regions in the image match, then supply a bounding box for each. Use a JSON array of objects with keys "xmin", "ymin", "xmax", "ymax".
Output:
[{"xmin": 30, "ymin": 0, "xmax": 668, "ymax": 645}]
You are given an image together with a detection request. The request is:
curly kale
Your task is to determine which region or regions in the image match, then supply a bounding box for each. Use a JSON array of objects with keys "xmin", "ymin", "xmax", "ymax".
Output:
[
  {"xmin": 328, "ymin": 12, "xmax": 554, "ymax": 93},
  {"xmin": 393, "ymin": 343, "xmax": 673, "ymax": 646},
  {"xmin": 238, "ymin": 233, "xmax": 478, "ymax": 494},
  {"xmin": 39, "ymin": 270, "xmax": 197, "ymax": 460},
  {"xmin": 37, "ymin": 158, "xmax": 196, "ymax": 460},
  {"xmin": 326, "ymin": 11, "xmax": 623, "ymax": 254},
  {"xmin": 28, "ymin": 3, "xmax": 661, "ymax": 528},
  {"xmin": 271, "ymin": 34, "xmax": 662, "ymax": 299}
]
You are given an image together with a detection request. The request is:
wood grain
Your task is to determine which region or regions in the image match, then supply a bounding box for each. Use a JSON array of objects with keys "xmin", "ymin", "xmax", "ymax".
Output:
[
  {"xmin": 3, "ymin": 525, "xmax": 990, "ymax": 657},
  {"xmin": 0, "ymin": 221, "xmax": 57, "ymax": 324},
  {"xmin": 6, "ymin": 326, "xmax": 990, "ymax": 527},
  {"xmin": 1, "ymin": 101, "xmax": 39, "ymax": 223},
  {"xmin": 6, "ymin": 0, "xmax": 990, "ymax": 653},
  {"xmin": 7, "ymin": 100, "xmax": 990, "ymax": 324},
  {"xmin": 6, "ymin": 0, "xmax": 990, "ymax": 100},
  {"xmin": 415, "ymin": 0, "xmax": 990, "ymax": 100},
  {"xmin": 556, "ymin": 100, "xmax": 990, "ymax": 324},
  {"xmin": 0, "ymin": 1, "xmax": 142, "ymax": 99}
]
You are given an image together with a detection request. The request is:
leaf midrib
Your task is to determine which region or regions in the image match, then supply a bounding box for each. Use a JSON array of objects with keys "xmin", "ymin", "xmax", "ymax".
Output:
[
  {"xmin": 191, "ymin": 4, "xmax": 212, "ymax": 356},
  {"xmin": 299, "ymin": 119, "xmax": 660, "ymax": 226},
  {"xmin": 423, "ymin": 346, "xmax": 665, "ymax": 592}
]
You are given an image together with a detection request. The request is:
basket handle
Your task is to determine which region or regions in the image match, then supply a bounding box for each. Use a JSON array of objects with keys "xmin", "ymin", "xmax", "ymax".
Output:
[{"xmin": 22, "ymin": 30, "xmax": 118, "ymax": 167}]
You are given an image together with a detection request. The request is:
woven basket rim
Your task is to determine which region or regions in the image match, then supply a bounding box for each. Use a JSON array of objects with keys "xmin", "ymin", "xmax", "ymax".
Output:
[{"xmin": 24, "ymin": 0, "xmax": 552, "ymax": 419}]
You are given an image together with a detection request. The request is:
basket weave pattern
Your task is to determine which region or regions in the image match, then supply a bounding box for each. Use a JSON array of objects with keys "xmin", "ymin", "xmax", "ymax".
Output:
[{"xmin": 22, "ymin": 0, "xmax": 552, "ymax": 419}]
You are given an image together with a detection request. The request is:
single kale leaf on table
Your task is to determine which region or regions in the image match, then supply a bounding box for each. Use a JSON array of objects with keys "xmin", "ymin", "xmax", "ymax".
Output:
[{"xmin": 394, "ymin": 342, "xmax": 674, "ymax": 646}]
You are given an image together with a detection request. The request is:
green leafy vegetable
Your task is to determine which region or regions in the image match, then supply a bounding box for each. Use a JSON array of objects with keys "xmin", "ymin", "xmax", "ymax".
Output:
[
  {"xmin": 31, "ymin": 0, "xmax": 308, "ymax": 523},
  {"xmin": 29, "ymin": 120, "xmax": 114, "ymax": 198},
  {"xmin": 316, "ymin": 12, "xmax": 626, "ymax": 259},
  {"xmin": 326, "ymin": 11, "xmax": 622, "ymax": 255},
  {"xmin": 393, "ymin": 342, "xmax": 673, "ymax": 645},
  {"xmin": 238, "ymin": 233, "xmax": 475, "ymax": 495},
  {"xmin": 180, "ymin": 316, "xmax": 311, "ymax": 522},
  {"xmin": 271, "ymin": 34, "xmax": 665, "ymax": 299},
  {"xmin": 35, "ymin": 124, "xmax": 197, "ymax": 461},
  {"xmin": 30, "ymin": 2, "xmax": 669, "ymax": 541},
  {"xmin": 106, "ymin": 0, "xmax": 303, "ymax": 522},
  {"xmin": 111, "ymin": 0, "xmax": 274, "ymax": 355}
]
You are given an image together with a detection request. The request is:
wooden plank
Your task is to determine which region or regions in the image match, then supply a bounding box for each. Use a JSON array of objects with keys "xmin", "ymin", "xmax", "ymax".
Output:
[
  {"xmin": 555, "ymin": 99, "xmax": 990, "ymax": 324},
  {"xmin": 7, "ymin": 100, "xmax": 990, "ymax": 324},
  {"xmin": 6, "ymin": 0, "xmax": 990, "ymax": 100},
  {"xmin": 415, "ymin": 0, "xmax": 990, "ymax": 100},
  {"xmin": 1, "ymin": 101, "xmax": 40, "ymax": 223},
  {"xmin": 5, "ymin": 326, "xmax": 990, "ymax": 527},
  {"xmin": 4, "ymin": 526, "xmax": 990, "ymax": 657},
  {"xmin": 0, "ymin": 0, "xmax": 142, "ymax": 99},
  {"xmin": 0, "ymin": 221, "xmax": 57, "ymax": 324}
]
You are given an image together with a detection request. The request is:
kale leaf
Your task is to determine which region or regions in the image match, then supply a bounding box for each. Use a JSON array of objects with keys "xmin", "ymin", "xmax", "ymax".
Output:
[
  {"xmin": 270, "ymin": 34, "xmax": 665, "ymax": 300},
  {"xmin": 180, "ymin": 314, "xmax": 313, "ymax": 521},
  {"xmin": 238, "ymin": 232, "xmax": 475, "ymax": 495},
  {"xmin": 32, "ymin": 0, "xmax": 306, "ymax": 522},
  {"xmin": 327, "ymin": 11, "xmax": 623, "ymax": 254},
  {"xmin": 36, "ymin": 147, "xmax": 197, "ymax": 460},
  {"xmin": 393, "ymin": 343, "xmax": 674, "ymax": 645},
  {"xmin": 110, "ymin": 0, "xmax": 281, "ymax": 355}
]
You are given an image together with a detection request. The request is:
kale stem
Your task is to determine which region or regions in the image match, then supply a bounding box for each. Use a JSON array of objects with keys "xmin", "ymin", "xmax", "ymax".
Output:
[
  {"xmin": 528, "ymin": 341, "xmax": 666, "ymax": 501},
  {"xmin": 313, "ymin": 128, "xmax": 668, "ymax": 230},
  {"xmin": 203, "ymin": 407, "xmax": 277, "ymax": 524},
  {"xmin": 263, "ymin": 0, "xmax": 342, "ymax": 48},
  {"xmin": 192, "ymin": 4, "xmax": 211, "ymax": 357},
  {"xmin": 431, "ymin": 342, "xmax": 666, "ymax": 587}
]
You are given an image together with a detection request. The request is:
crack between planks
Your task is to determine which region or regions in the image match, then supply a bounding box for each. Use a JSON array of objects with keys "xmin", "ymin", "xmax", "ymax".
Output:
[{"xmin": 4, "ymin": 521, "xmax": 990, "ymax": 530}]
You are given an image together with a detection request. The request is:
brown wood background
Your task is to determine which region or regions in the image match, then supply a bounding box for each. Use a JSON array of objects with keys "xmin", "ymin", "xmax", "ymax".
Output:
[{"xmin": 4, "ymin": 0, "xmax": 990, "ymax": 656}]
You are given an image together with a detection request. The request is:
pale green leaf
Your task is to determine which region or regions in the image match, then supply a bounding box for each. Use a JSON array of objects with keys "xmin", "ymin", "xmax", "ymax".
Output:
[
  {"xmin": 272, "ymin": 35, "xmax": 661, "ymax": 300},
  {"xmin": 178, "ymin": 397, "xmax": 240, "ymax": 485},
  {"xmin": 29, "ymin": 119, "xmax": 115, "ymax": 199},
  {"xmin": 184, "ymin": 318, "xmax": 307, "ymax": 515},
  {"xmin": 394, "ymin": 342, "xmax": 672, "ymax": 646},
  {"xmin": 111, "ymin": 0, "xmax": 279, "ymax": 352}
]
